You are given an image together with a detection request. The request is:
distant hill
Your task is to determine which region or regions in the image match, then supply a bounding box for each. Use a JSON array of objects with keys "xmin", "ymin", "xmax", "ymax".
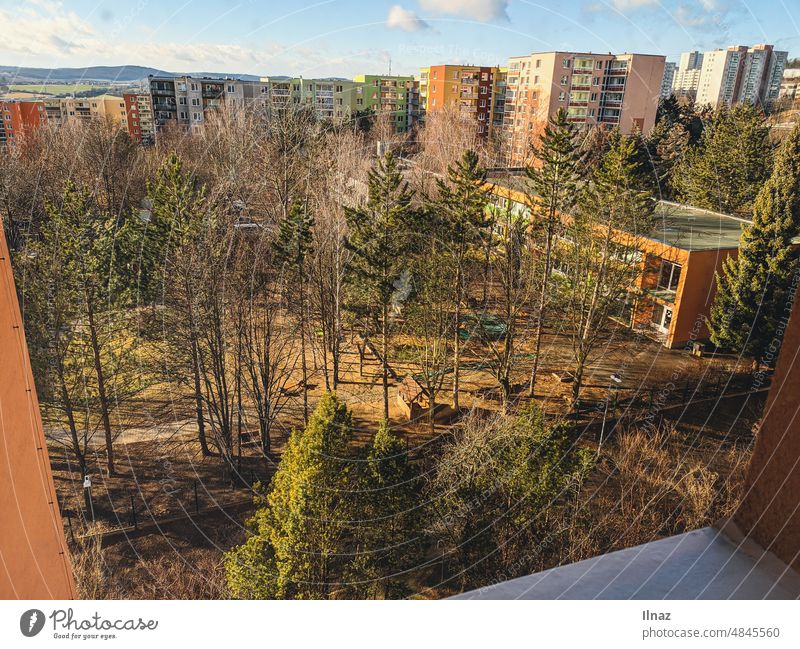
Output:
[{"xmin": 0, "ymin": 65, "xmax": 264, "ymax": 83}]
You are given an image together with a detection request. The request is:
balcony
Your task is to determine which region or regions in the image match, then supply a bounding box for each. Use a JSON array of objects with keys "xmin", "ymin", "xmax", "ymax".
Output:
[{"xmin": 454, "ymin": 525, "xmax": 800, "ymax": 599}]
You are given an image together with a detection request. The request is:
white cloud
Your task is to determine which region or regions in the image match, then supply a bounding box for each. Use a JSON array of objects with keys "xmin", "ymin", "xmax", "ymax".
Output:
[
  {"xmin": 418, "ymin": 0, "xmax": 509, "ymax": 22},
  {"xmin": 386, "ymin": 5, "xmax": 430, "ymax": 32},
  {"xmin": 609, "ymin": 0, "xmax": 658, "ymax": 10},
  {"xmin": 0, "ymin": 1, "xmax": 386, "ymax": 78}
]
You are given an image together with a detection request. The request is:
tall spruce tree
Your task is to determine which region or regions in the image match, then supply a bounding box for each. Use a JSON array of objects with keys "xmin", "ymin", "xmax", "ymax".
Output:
[
  {"xmin": 564, "ymin": 131, "xmax": 655, "ymax": 403},
  {"xmin": 274, "ymin": 197, "xmax": 315, "ymax": 423},
  {"xmin": 225, "ymin": 392, "xmax": 354, "ymax": 599},
  {"xmin": 144, "ymin": 154, "xmax": 212, "ymax": 455},
  {"xmin": 347, "ymin": 422, "xmax": 422, "ymax": 598},
  {"xmin": 431, "ymin": 149, "xmax": 491, "ymax": 412},
  {"xmin": 525, "ymin": 108, "xmax": 582, "ymax": 396},
  {"xmin": 138, "ymin": 153, "xmax": 206, "ymax": 303},
  {"xmin": 345, "ymin": 152, "xmax": 418, "ymax": 420},
  {"xmin": 674, "ymin": 103, "xmax": 772, "ymax": 216},
  {"xmin": 710, "ymin": 124, "xmax": 800, "ymax": 363}
]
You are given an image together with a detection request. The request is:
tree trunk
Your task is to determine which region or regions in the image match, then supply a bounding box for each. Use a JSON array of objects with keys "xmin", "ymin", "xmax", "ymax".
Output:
[
  {"xmin": 191, "ymin": 337, "xmax": 211, "ymax": 456},
  {"xmin": 452, "ymin": 265, "xmax": 462, "ymax": 413},
  {"xmin": 58, "ymin": 361, "xmax": 86, "ymax": 476},
  {"xmin": 382, "ymin": 302, "xmax": 390, "ymax": 421},
  {"xmin": 299, "ymin": 270, "xmax": 309, "ymax": 425},
  {"xmin": 529, "ymin": 222, "xmax": 554, "ymax": 397},
  {"xmin": 85, "ymin": 292, "xmax": 114, "ymax": 476}
]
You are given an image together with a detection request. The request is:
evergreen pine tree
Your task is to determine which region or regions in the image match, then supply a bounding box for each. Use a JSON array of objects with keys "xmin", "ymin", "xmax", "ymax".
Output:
[
  {"xmin": 565, "ymin": 131, "xmax": 655, "ymax": 402},
  {"xmin": 710, "ymin": 124, "xmax": 800, "ymax": 363},
  {"xmin": 348, "ymin": 422, "xmax": 423, "ymax": 598},
  {"xmin": 345, "ymin": 151, "xmax": 419, "ymax": 420},
  {"xmin": 674, "ymin": 103, "xmax": 772, "ymax": 216},
  {"xmin": 431, "ymin": 149, "xmax": 491, "ymax": 412},
  {"xmin": 225, "ymin": 392, "xmax": 354, "ymax": 599},
  {"xmin": 135, "ymin": 153, "xmax": 206, "ymax": 303},
  {"xmin": 525, "ymin": 108, "xmax": 582, "ymax": 395}
]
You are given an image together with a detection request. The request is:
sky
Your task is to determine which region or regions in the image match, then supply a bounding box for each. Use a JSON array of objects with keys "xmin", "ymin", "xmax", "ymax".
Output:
[{"xmin": 0, "ymin": 0, "xmax": 798, "ymax": 78}]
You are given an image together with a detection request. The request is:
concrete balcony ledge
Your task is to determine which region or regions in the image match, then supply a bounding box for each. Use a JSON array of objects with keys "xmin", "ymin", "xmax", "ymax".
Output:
[{"xmin": 452, "ymin": 522, "xmax": 800, "ymax": 600}]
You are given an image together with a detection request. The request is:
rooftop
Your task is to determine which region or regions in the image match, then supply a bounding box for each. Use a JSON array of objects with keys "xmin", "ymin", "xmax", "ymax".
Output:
[
  {"xmin": 486, "ymin": 176, "xmax": 753, "ymax": 252},
  {"xmin": 649, "ymin": 201, "xmax": 750, "ymax": 251}
]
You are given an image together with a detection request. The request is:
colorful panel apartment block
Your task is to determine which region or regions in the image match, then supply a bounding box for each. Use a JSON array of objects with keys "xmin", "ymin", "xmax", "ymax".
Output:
[
  {"xmin": 123, "ymin": 92, "xmax": 154, "ymax": 144},
  {"xmin": 418, "ymin": 64, "xmax": 506, "ymax": 138},
  {"xmin": 0, "ymin": 99, "xmax": 45, "ymax": 147},
  {"xmin": 502, "ymin": 51, "xmax": 665, "ymax": 165},
  {"xmin": 352, "ymin": 74, "xmax": 416, "ymax": 132}
]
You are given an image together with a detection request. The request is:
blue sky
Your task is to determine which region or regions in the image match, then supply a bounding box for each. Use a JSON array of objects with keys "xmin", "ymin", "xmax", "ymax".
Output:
[{"xmin": 0, "ymin": 0, "xmax": 797, "ymax": 77}]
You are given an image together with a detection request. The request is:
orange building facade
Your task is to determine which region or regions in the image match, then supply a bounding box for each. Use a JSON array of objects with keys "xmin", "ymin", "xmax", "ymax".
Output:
[
  {"xmin": 0, "ymin": 100, "xmax": 46, "ymax": 147},
  {"xmin": 487, "ymin": 178, "xmax": 751, "ymax": 349},
  {"xmin": 0, "ymin": 225, "xmax": 76, "ymax": 599},
  {"xmin": 419, "ymin": 64, "xmax": 506, "ymax": 138}
]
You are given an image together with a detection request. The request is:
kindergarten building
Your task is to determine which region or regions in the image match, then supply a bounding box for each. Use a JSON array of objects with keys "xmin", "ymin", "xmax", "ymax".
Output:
[{"xmin": 486, "ymin": 176, "xmax": 762, "ymax": 350}]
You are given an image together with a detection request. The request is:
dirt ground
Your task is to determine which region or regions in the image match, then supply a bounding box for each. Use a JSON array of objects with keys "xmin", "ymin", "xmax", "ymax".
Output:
[{"xmin": 48, "ymin": 318, "xmax": 763, "ymax": 598}]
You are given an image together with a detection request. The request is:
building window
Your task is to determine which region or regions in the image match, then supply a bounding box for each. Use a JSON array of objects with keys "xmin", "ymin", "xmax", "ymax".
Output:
[
  {"xmin": 657, "ymin": 260, "xmax": 682, "ymax": 293},
  {"xmin": 227, "ymin": 85, "xmax": 235, "ymax": 93},
  {"xmin": 536, "ymin": 59, "xmax": 541, "ymax": 68},
  {"xmin": 560, "ymin": 75, "xmax": 568, "ymax": 85},
  {"xmin": 558, "ymin": 92, "xmax": 566, "ymax": 101},
  {"xmin": 179, "ymin": 97, "xmax": 186, "ymax": 105},
  {"xmin": 190, "ymin": 83, "xmax": 198, "ymax": 91},
  {"xmin": 193, "ymin": 112, "xmax": 201, "ymax": 121},
  {"xmin": 593, "ymin": 77, "xmax": 599, "ymax": 86},
  {"xmin": 563, "ymin": 58, "xmax": 571, "ymax": 68}
]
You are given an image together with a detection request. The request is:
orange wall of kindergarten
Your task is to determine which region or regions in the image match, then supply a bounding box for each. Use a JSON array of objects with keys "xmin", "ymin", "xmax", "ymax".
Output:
[
  {"xmin": 0, "ymin": 226, "xmax": 76, "ymax": 599},
  {"xmin": 666, "ymin": 248, "xmax": 737, "ymax": 349}
]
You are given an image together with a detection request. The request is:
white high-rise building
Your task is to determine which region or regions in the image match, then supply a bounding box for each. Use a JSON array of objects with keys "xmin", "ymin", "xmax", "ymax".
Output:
[
  {"xmin": 674, "ymin": 44, "xmax": 788, "ymax": 109},
  {"xmin": 672, "ymin": 51, "xmax": 704, "ymax": 99},
  {"xmin": 660, "ymin": 62, "xmax": 677, "ymax": 98},
  {"xmin": 696, "ymin": 46, "xmax": 745, "ymax": 106}
]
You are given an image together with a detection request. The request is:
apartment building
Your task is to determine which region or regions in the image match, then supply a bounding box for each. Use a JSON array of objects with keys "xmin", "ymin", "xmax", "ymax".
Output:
[
  {"xmin": 671, "ymin": 50, "xmax": 704, "ymax": 100},
  {"xmin": 660, "ymin": 61, "xmax": 677, "ymax": 98},
  {"xmin": 123, "ymin": 93, "xmax": 154, "ymax": 144},
  {"xmin": 418, "ymin": 64, "xmax": 506, "ymax": 138},
  {"xmin": 780, "ymin": 68, "xmax": 800, "ymax": 100},
  {"xmin": 352, "ymin": 74, "xmax": 416, "ymax": 132},
  {"xmin": 694, "ymin": 46, "xmax": 743, "ymax": 106},
  {"xmin": 736, "ymin": 44, "xmax": 787, "ymax": 104},
  {"xmin": 149, "ymin": 75, "xmax": 227, "ymax": 133},
  {"xmin": 1, "ymin": 94, "xmax": 131, "ymax": 148},
  {"xmin": 485, "ymin": 175, "xmax": 774, "ymax": 349},
  {"xmin": 0, "ymin": 100, "xmax": 45, "ymax": 147},
  {"xmin": 502, "ymin": 51, "xmax": 664, "ymax": 165},
  {"xmin": 677, "ymin": 44, "xmax": 788, "ymax": 108},
  {"xmin": 60, "ymin": 94, "xmax": 127, "ymax": 125}
]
